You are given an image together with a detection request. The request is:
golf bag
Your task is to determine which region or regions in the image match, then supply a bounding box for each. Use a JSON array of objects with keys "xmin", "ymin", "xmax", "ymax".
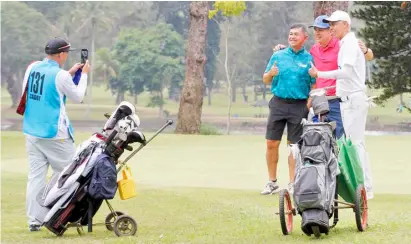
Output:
[
  {"xmin": 292, "ymin": 122, "xmax": 340, "ymax": 236},
  {"xmin": 34, "ymin": 101, "xmax": 146, "ymax": 236}
]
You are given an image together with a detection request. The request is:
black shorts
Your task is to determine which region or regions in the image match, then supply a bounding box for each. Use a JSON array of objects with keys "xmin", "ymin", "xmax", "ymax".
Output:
[{"xmin": 265, "ymin": 96, "xmax": 309, "ymax": 143}]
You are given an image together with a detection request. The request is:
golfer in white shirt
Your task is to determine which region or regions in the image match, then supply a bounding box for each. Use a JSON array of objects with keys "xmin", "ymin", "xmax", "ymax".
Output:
[{"xmin": 308, "ymin": 10, "xmax": 374, "ymax": 200}]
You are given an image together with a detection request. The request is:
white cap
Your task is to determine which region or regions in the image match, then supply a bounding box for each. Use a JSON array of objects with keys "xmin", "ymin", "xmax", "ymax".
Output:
[{"xmin": 323, "ymin": 10, "xmax": 351, "ymax": 25}]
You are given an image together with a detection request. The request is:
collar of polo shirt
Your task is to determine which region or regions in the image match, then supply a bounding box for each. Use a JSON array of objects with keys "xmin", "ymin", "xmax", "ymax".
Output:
[
  {"xmin": 340, "ymin": 32, "xmax": 355, "ymax": 46},
  {"xmin": 322, "ymin": 36, "xmax": 338, "ymax": 51},
  {"xmin": 286, "ymin": 46, "xmax": 305, "ymax": 55}
]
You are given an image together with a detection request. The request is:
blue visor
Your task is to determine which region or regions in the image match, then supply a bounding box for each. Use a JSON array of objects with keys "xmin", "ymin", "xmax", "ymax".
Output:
[{"xmin": 309, "ymin": 15, "xmax": 330, "ymax": 29}]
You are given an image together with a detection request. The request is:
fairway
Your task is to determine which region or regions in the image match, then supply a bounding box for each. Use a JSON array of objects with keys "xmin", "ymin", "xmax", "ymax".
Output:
[{"xmin": 1, "ymin": 132, "xmax": 411, "ymax": 243}]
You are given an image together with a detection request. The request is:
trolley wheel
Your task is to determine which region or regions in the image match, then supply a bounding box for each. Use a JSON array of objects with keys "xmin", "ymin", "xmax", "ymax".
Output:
[
  {"xmin": 105, "ymin": 211, "xmax": 125, "ymax": 231},
  {"xmin": 113, "ymin": 215, "xmax": 138, "ymax": 237},
  {"xmin": 354, "ymin": 184, "xmax": 368, "ymax": 231},
  {"xmin": 76, "ymin": 224, "xmax": 85, "ymax": 236},
  {"xmin": 279, "ymin": 189, "xmax": 293, "ymax": 235},
  {"xmin": 312, "ymin": 226, "xmax": 321, "ymax": 238}
]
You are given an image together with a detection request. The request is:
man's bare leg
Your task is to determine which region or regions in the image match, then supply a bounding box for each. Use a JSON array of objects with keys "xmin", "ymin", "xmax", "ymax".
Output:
[
  {"xmin": 267, "ymin": 140, "xmax": 281, "ymax": 181},
  {"xmin": 261, "ymin": 140, "xmax": 281, "ymax": 195},
  {"xmin": 287, "ymin": 141, "xmax": 296, "ymax": 184}
]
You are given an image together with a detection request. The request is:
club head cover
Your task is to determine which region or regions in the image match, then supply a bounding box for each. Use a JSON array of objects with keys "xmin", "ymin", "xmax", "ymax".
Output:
[{"xmin": 126, "ymin": 129, "xmax": 146, "ymax": 145}]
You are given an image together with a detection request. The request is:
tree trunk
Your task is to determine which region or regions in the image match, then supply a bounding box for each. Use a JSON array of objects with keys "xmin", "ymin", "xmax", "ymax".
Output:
[
  {"xmin": 224, "ymin": 23, "xmax": 232, "ymax": 135},
  {"xmin": 64, "ymin": 28, "xmax": 71, "ymax": 69},
  {"xmin": 116, "ymin": 91, "xmax": 124, "ymax": 104},
  {"xmin": 231, "ymin": 84, "xmax": 236, "ymax": 103},
  {"xmin": 7, "ymin": 71, "xmax": 22, "ymax": 108},
  {"xmin": 103, "ymin": 68, "xmax": 107, "ymax": 84},
  {"xmin": 159, "ymin": 90, "xmax": 164, "ymax": 118},
  {"xmin": 242, "ymin": 85, "xmax": 248, "ymax": 103},
  {"xmin": 313, "ymin": 1, "xmax": 348, "ymax": 18},
  {"xmin": 134, "ymin": 93, "xmax": 138, "ymax": 104},
  {"xmin": 207, "ymin": 86, "xmax": 212, "ymax": 105},
  {"xmin": 175, "ymin": 1, "xmax": 208, "ymax": 134},
  {"xmin": 254, "ymin": 84, "xmax": 258, "ymax": 101},
  {"xmin": 85, "ymin": 19, "xmax": 95, "ymax": 117}
]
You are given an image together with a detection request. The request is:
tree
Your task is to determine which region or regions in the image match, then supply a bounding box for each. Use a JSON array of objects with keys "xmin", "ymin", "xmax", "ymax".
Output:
[
  {"xmin": 351, "ymin": 2, "xmax": 411, "ymax": 112},
  {"xmin": 151, "ymin": 2, "xmax": 190, "ymax": 100},
  {"xmin": 153, "ymin": 1, "xmax": 191, "ymax": 38},
  {"xmin": 313, "ymin": 1, "xmax": 348, "ymax": 17},
  {"xmin": 24, "ymin": 2, "xmax": 74, "ymax": 68},
  {"xmin": 227, "ymin": 1, "xmax": 313, "ymax": 103},
  {"xmin": 153, "ymin": 2, "xmax": 222, "ymax": 105},
  {"xmin": 205, "ymin": 12, "xmax": 222, "ymax": 106},
  {"xmin": 1, "ymin": 2, "xmax": 56, "ymax": 107},
  {"xmin": 208, "ymin": 1, "xmax": 247, "ymax": 135},
  {"xmin": 94, "ymin": 48, "xmax": 124, "ymax": 103},
  {"xmin": 72, "ymin": 2, "xmax": 123, "ymax": 117},
  {"xmin": 113, "ymin": 23, "xmax": 185, "ymax": 117},
  {"xmin": 175, "ymin": 2, "xmax": 209, "ymax": 134}
]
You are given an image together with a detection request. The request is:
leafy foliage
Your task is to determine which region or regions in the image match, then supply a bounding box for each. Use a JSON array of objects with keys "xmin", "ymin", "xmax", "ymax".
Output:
[
  {"xmin": 351, "ymin": 1, "xmax": 411, "ymax": 108},
  {"xmin": 200, "ymin": 123, "xmax": 222, "ymax": 135},
  {"xmin": 205, "ymin": 16, "xmax": 221, "ymax": 97},
  {"xmin": 1, "ymin": 2, "xmax": 53, "ymax": 71},
  {"xmin": 209, "ymin": 1, "xmax": 247, "ymax": 18},
  {"xmin": 113, "ymin": 23, "xmax": 185, "ymax": 111},
  {"xmin": 1, "ymin": 2, "xmax": 55, "ymax": 106},
  {"xmin": 207, "ymin": 1, "xmax": 247, "ymax": 134}
]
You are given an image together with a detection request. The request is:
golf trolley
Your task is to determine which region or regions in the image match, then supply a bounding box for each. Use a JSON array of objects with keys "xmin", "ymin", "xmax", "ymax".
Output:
[
  {"xmin": 69, "ymin": 119, "xmax": 174, "ymax": 237},
  {"xmin": 277, "ymin": 86, "xmax": 368, "ymax": 238},
  {"xmin": 36, "ymin": 102, "xmax": 174, "ymax": 237}
]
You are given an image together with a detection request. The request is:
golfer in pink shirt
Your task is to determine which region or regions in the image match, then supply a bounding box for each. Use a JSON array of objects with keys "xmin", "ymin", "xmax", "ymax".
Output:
[
  {"xmin": 309, "ymin": 15, "xmax": 374, "ymax": 138},
  {"xmin": 273, "ymin": 16, "xmax": 373, "ymax": 139}
]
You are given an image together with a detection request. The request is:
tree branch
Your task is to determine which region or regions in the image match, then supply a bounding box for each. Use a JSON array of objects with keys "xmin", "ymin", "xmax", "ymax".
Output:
[{"xmin": 212, "ymin": 49, "xmax": 224, "ymax": 65}]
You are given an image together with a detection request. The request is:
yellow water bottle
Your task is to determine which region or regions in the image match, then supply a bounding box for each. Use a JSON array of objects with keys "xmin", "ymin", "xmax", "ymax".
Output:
[{"xmin": 117, "ymin": 165, "xmax": 137, "ymax": 200}]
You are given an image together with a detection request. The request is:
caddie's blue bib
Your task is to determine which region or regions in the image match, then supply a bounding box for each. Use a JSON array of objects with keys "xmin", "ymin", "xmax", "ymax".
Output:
[{"xmin": 23, "ymin": 59, "xmax": 74, "ymax": 139}]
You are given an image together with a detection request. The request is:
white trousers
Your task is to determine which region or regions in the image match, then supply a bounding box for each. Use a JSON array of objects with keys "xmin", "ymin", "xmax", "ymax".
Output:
[
  {"xmin": 25, "ymin": 135, "xmax": 75, "ymax": 225},
  {"xmin": 340, "ymin": 92, "xmax": 374, "ymax": 199}
]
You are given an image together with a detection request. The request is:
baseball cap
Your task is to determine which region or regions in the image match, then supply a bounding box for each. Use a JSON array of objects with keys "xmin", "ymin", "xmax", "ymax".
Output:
[
  {"xmin": 323, "ymin": 10, "xmax": 351, "ymax": 25},
  {"xmin": 309, "ymin": 15, "xmax": 330, "ymax": 29},
  {"xmin": 45, "ymin": 37, "xmax": 75, "ymax": 55}
]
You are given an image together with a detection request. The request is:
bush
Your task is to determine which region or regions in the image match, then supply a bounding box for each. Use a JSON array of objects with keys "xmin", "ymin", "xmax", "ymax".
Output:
[{"xmin": 200, "ymin": 123, "xmax": 221, "ymax": 135}]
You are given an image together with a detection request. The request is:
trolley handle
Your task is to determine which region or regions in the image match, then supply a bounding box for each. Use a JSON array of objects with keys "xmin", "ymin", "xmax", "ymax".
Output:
[
  {"xmin": 310, "ymin": 86, "xmax": 336, "ymax": 97},
  {"xmin": 116, "ymin": 119, "xmax": 173, "ymax": 173}
]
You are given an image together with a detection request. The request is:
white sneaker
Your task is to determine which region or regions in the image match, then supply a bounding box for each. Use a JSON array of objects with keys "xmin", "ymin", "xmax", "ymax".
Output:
[{"xmin": 260, "ymin": 181, "xmax": 280, "ymax": 195}]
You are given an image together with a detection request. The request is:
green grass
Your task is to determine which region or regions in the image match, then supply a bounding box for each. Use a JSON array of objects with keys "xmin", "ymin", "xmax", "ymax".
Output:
[
  {"xmin": 2, "ymin": 86, "xmax": 410, "ymax": 124},
  {"xmin": 1, "ymin": 132, "xmax": 411, "ymax": 243}
]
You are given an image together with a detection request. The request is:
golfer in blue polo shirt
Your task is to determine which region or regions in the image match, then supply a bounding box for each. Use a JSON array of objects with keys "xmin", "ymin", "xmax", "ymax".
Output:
[{"xmin": 261, "ymin": 24, "xmax": 316, "ymax": 195}]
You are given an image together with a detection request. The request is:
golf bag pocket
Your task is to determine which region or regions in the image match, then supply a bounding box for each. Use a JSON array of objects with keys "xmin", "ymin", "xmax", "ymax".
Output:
[
  {"xmin": 301, "ymin": 208, "xmax": 330, "ymax": 236},
  {"xmin": 88, "ymin": 154, "xmax": 118, "ymax": 200},
  {"xmin": 300, "ymin": 128, "xmax": 332, "ymax": 164},
  {"xmin": 294, "ymin": 163, "xmax": 326, "ymax": 211}
]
